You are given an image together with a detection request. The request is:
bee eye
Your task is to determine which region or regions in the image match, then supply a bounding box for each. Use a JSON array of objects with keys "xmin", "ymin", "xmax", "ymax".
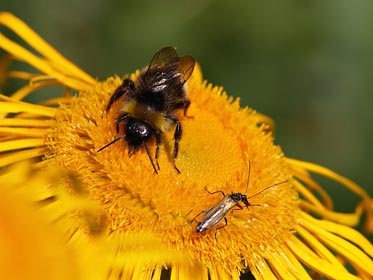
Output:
[
  {"xmin": 127, "ymin": 120, "xmax": 151, "ymax": 138},
  {"xmin": 137, "ymin": 124, "xmax": 148, "ymax": 136}
]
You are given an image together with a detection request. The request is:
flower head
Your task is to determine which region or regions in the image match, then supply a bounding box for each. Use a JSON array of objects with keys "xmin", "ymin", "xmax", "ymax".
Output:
[{"xmin": 0, "ymin": 12, "xmax": 372, "ymax": 279}]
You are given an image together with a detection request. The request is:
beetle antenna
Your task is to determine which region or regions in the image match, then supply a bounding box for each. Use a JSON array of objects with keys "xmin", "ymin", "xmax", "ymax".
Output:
[
  {"xmin": 248, "ymin": 180, "xmax": 288, "ymax": 199},
  {"xmin": 244, "ymin": 160, "xmax": 251, "ymax": 195}
]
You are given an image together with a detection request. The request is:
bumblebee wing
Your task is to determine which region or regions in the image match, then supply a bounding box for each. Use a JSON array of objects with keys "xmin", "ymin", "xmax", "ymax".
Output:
[
  {"xmin": 177, "ymin": 55, "xmax": 195, "ymax": 84},
  {"xmin": 162, "ymin": 55, "xmax": 194, "ymax": 107},
  {"xmin": 141, "ymin": 47, "xmax": 179, "ymax": 92},
  {"xmin": 147, "ymin": 47, "xmax": 195, "ymax": 84},
  {"xmin": 141, "ymin": 47, "xmax": 195, "ymax": 110},
  {"xmin": 147, "ymin": 47, "xmax": 179, "ymax": 72},
  {"xmin": 161, "ymin": 54, "xmax": 195, "ymax": 109}
]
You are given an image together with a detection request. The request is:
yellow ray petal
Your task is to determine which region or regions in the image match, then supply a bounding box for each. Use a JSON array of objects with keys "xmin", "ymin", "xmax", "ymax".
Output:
[
  {"xmin": 6, "ymin": 70, "xmax": 38, "ymax": 80},
  {"xmin": 0, "ymin": 118, "xmax": 54, "ymax": 127},
  {"xmin": 0, "ymin": 98, "xmax": 56, "ymax": 117},
  {"xmin": 41, "ymin": 97, "xmax": 71, "ymax": 106},
  {"xmin": 0, "ymin": 127, "xmax": 48, "ymax": 137},
  {"xmin": 0, "ymin": 138, "xmax": 45, "ymax": 152},
  {"xmin": 316, "ymin": 231, "xmax": 373, "ymax": 277},
  {"xmin": 291, "ymin": 167, "xmax": 333, "ymax": 209},
  {"xmin": 132, "ymin": 265, "xmax": 159, "ymax": 280},
  {"xmin": 170, "ymin": 263, "xmax": 209, "ymax": 280},
  {"xmin": 353, "ymin": 265, "xmax": 372, "ymax": 280},
  {"xmin": 8, "ymin": 79, "xmax": 64, "ymax": 102},
  {"xmin": 266, "ymin": 247, "xmax": 310, "ymax": 280},
  {"xmin": 301, "ymin": 212, "xmax": 373, "ymax": 257},
  {"xmin": 5, "ymin": 84, "xmax": 40, "ymax": 102},
  {"xmin": 0, "ymin": 147, "xmax": 48, "ymax": 167},
  {"xmin": 252, "ymin": 258, "xmax": 278, "ymax": 280},
  {"xmin": 361, "ymin": 198, "xmax": 373, "ymax": 233},
  {"xmin": 0, "ymin": 12, "xmax": 97, "ymax": 88},
  {"xmin": 287, "ymin": 234, "xmax": 361, "ymax": 280},
  {"xmin": 150, "ymin": 267, "xmax": 163, "ymax": 280},
  {"xmin": 249, "ymin": 110, "xmax": 275, "ymax": 133},
  {"xmin": 300, "ymin": 200, "xmax": 363, "ymax": 226},
  {"xmin": 0, "ymin": 184, "xmax": 80, "ymax": 280},
  {"xmin": 0, "ymin": 36, "xmax": 93, "ymax": 91},
  {"xmin": 279, "ymin": 244, "xmax": 313, "ymax": 280},
  {"xmin": 294, "ymin": 179, "xmax": 325, "ymax": 208},
  {"xmin": 296, "ymin": 225, "xmax": 349, "ymax": 270},
  {"xmin": 300, "ymin": 213, "xmax": 373, "ymax": 278},
  {"xmin": 286, "ymin": 158, "xmax": 370, "ymax": 201}
]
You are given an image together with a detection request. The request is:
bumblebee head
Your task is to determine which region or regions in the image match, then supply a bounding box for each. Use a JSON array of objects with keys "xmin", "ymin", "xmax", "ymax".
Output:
[{"xmin": 125, "ymin": 117, "xmax": 154, "ymax": 148}]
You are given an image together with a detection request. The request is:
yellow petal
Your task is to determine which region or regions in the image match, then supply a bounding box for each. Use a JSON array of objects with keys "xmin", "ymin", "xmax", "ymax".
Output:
[
  {"xmin": 287, "ymin": 158, "xmax": 370, "ymax": 202},
  {"xmin": 0, "ymin": 138, "xmax": 45, "ymax": 152},
  {"xmin": 0, "ymin": 127, "xmax": 49, "ymax": 137},
  {"xmin": 301, "ymin": 212, "xmax": 373, "ymax": 274},
  {"xmin": 287, "ymin": 234, "xmax": 360, "ymax": 280},
  {"xmin": 0, "ymin": 147, "xmax": 48, "ymax": 167},
  {"xmin": 0, "ymin": 96, "xmax": 56, "ymax": 116},
  {"xmin": 0, "ymin": 165, "xmax": 80, "ymax": 280},
  {"xmin": 300, "ymin": 200, "xmax": 363, "ymax": 226},
  {"xmin": 0, "ymin": 12, "xmax": 97, "ymax": 89},
  {"xmin": 0, "ymin": 118, "xmax": 54, "ymax": 127}
]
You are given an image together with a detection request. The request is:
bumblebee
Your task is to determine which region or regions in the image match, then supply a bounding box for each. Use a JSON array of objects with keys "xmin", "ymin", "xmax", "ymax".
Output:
[{"xmin": 98, "ymin": 47, "xmax": 195, "ymax": 174}]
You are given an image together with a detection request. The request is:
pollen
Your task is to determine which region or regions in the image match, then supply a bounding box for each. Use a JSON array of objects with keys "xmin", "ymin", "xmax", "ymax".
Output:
[{"xmin": 49, "ymin": 65, "xmax": 299, "ymax": 273}]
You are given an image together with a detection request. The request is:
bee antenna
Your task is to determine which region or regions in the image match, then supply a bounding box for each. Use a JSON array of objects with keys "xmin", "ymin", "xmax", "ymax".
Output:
[
  {"xmin": 97, "ymin": 134, "xmax": 126, "ymax": 152},
  {"xmin": 248, "ymin": 180, "xmax": 288, "ymax": 200}
]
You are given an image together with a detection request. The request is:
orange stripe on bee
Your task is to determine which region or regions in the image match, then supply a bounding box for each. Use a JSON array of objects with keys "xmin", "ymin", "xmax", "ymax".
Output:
[{"xmin": 120, "ymin": 101, "xmax": 173, "ymax": 133}]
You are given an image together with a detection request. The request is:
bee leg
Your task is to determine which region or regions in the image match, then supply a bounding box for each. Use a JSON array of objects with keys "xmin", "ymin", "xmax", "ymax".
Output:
[
  {"xmin": 171, "ymin": 118, "xmax": 182, "ymax": 173},
  {"xmin": 143, "ymin": 141, "xmax": 158, "ymax": 175},
  {"xmin": 155, "ymin": 130, "xmax": 161, "ymax": 171},
  {"xmin": 115, "ymin": 113, "xmax": 129, "ymax": 134},
  {"xmin": 106, "ymin": 78, "xmax": 135, "ymax": 111},
  {"xmin": 182, "ymin": 99, "xmax": 191, "ymax": 117},
  {"xmin": 175, "ymin": 99, "xmax": 193, "ymax": 118}
]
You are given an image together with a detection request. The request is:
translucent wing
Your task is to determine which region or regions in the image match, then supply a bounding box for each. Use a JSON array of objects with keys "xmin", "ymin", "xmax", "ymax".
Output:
[
  {"xmin": 147, "ymin": 47, "xmax": 179, "ymax": 72},
  {"xmin": 139, "ymin": 47, "xmax": 195, "ymax": 109},
  {"xmin": 146, "ymin": 47, "xmax": 195, "ymax": 84},
  {"xmin": 177, "ymin": 55, "xmax": 195, "ymax": 84}
]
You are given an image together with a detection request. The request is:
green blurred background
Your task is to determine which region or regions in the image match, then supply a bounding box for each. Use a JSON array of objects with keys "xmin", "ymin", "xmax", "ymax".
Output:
[{"xmin": 1, "ymin": 1, "xmax": 372, "ymax": 221}]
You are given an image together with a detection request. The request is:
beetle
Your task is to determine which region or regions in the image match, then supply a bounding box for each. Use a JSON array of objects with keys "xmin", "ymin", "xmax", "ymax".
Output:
[{"xmin": 193, "ymin": 163, "xmax": 287, "ymax": 233}]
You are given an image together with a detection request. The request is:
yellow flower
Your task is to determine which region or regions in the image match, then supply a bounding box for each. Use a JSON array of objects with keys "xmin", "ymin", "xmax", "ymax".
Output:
[
  {"xmin": 0, "ymin": 166, "xmax": 69, "ymax": 280},
  {"xmin": 1, "ymin": 12, "xmax": 372, "ymax": 279}
]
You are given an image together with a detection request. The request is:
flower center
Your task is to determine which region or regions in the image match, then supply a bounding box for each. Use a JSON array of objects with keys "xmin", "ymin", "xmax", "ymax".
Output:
[{"xmin": 50, "ymin": 75, "xmax": 299, "ymax": 269}]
